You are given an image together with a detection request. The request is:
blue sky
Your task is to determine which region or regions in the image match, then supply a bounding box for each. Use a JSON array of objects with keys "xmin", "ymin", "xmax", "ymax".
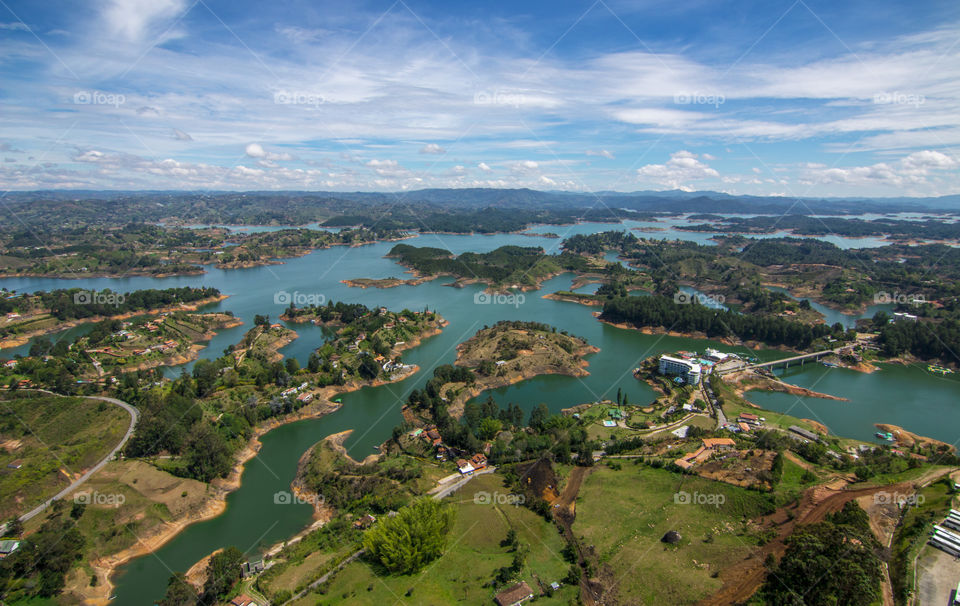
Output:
[{"xmin": 0, "ymin": 0, "xmax": 958, "ymax": 196}]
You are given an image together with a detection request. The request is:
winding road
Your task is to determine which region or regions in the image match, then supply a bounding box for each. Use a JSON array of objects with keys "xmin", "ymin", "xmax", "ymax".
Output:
[{"xmin": 0, "ymin": 389, "xmax": 138, "ymax": 531}]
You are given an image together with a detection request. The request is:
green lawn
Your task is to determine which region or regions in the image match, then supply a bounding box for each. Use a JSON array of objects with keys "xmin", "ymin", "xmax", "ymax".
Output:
[
  {"xmin": 0, "ymin": 393, "xmax": 129, "ymax": 520},
  {"xmin": 574, "ymin": 463, "xmax": 775, "ymax": 605},
  {"xmin": 304, "ymin": 473, "xmax": 575, "ymax": 605}
]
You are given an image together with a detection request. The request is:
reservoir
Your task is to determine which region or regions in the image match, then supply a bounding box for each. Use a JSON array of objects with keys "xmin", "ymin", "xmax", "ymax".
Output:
[{"xmin": 1, "ymin": 227, "xmax": 956, "ymax": 604}]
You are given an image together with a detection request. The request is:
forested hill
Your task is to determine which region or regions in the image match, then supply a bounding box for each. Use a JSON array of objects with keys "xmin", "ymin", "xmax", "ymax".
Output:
[{"xmin": 2, "ymin": 189, "xmax": 959, "ymax": 230}]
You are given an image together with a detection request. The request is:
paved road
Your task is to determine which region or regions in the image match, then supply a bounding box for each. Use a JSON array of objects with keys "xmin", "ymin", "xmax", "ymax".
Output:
[{"xmin": 0, "ymin": 389, "xmax": 138, "ymax": 531}]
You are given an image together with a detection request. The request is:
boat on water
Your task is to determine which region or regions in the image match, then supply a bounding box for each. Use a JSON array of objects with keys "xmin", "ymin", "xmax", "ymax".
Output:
[
  {"xmin": 875, "ymin": 431, "xmax": 894, "ymax": 441},
  {"xmin": 822, "ymin": 361, "xmax": 837, "ymax": 367},
  {"xmin": 927, "ymin": 364, "xmax": 954, "ymax": 375}
]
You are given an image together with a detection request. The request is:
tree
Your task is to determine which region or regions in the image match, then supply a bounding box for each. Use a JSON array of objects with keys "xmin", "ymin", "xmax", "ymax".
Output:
[
  {"xmin": 285, "ymin": 357, "xmax": 300, "ymax": 374},
  {"xmin": 363, "ymin": 498, "xmax": 455, "ymax": 574},
  {"xmin": 528, "ymin": 403, "xmax": 549, "ymax": 431},
  {"xmin": 478, "ymin": 417, "xmax": 503, "ymax": 440},
  {"xmin": 184, "ymin": 423, "xmax": 232, "ymax": 482},
  {"xmin": 253, "ymin": 314, "xmax": 270, "ymax": 326},
  {"xmin": 358, "ymin": 355, "xmax": 381, "ymax": 380},
  {"xmin": 200, "ymin": 547, "xmax": 244, "ymax": 604},
  {"xmin": 192, "ymin": 359, "xmax": 218, "ymax": 397},
  {"xmin": 159, "ymin": 572, "xmax": 198, "ymax": 606},
  {"xmin": 307, "ymin": 352, "xmax": 321, "ymax": 373}
]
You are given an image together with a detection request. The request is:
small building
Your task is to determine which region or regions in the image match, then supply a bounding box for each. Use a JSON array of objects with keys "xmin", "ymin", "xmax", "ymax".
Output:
[
  {"xmin": 702, "ymin": 438, "xmax": 736, "ymax": 451},
  {"xmin": 353, "ymin": 514, "xmax": 376, "ymax": 529},
  {"xmin": 738, "ymin": 413, "xmax": 760, "ymax": 424},
  {"xmin": 6, "ymin": 460, "xmax": 23, "ymax": 470},
  {"xmin": 456, "ymin": 459, "xmax": 475, "ymax": 475},
  {"xmin": 893, "ymin": 312, "xmax": 918, "ymax": 323},
  {"xmin": 470, "ymin": 453, "xmax": 487, "ymax": 469},
  {"xmin": 673, "ymin": 458, "xmax": 694, "ymax": 470},
  {"xmin": 230, "ymin": 595, "xmax": 260, "ymax": 606},
  {"xmin": 738, "ymin": 422, "xmax": 751, "ymax": 432},
  {"xmin": 239, "ymin": 559, "xmax": 264, "ymax": 578},
  {"xmin": 0, "ymin": 539, "xmax": 20, "ymax": 557},
  {"xmin": 789, "ymin": 425, "xmax": 821, "ymax": 442},
  {"xmin": 495, "ymin": 581, "xmax": 534, "ymax": 606},
  {"xmin": 671, "ymin": 425, "xmax": 689, "ymax": 439},
  {"xmin": 608, "ymin": 409, "xmax": 624, "ymax": 420},
  {"xmin": 3, "ymin": 360, "xmax": 17, "ymax": 369},
  {"xmin": 296, "ymin": 392, "xmax": 314, "ymax": 403}
]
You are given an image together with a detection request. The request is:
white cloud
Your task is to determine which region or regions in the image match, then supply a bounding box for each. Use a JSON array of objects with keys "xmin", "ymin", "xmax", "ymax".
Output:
[
  {"xmin": 101, "ymin": 0, "xmax": 186, "ymax": 41},
  {"xmin": 799, "ymin": 150, "xmax": 958, "ymax": 190},
  {"xmin": 245, "ymin": 143, "xmax": 293, "ymax": 162},
  {"xmin": 0, "ymin": 22, "xmax": 29, "ymax": 31},
  {"xmin": 636, "ymin": 151, "xmax": 720, "ymax": 190},
  {"xmin": 420, "ymin": 143, "xmax": 445, "ymax": 155},
  {"xmin": 172, "ymin": 128, "xmax": 192, "ymax": 141},
  {"xmin": 586, "ymin": 149, "xmax": 615, "ymax": 159},
  {"xmin": 478, "ymin": 162, "xmax": 491, "ymax": 172}
]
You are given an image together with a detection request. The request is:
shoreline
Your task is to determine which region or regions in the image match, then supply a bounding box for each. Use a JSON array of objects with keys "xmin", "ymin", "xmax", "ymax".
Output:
[
  {"xmin": 0, "ymin": 294, "xmax": 231, "ymax": 350},
  {"xmin": 93, "ymin": 320, "xmax": 446, "ymax": 600}
]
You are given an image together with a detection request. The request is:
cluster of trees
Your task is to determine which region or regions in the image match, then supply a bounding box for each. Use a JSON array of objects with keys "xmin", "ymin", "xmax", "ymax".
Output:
[
  {"xmin": 758, "ymin": 501, "xmax": 883, "ymax": 605},
  {"xmin": 0, "ymin": 286, "xmax": 220, "ymax": 323},
  {"xmin": 159, "ymin": 546, "xmax": 245, "ymax": 606},
  {"xmin": 122, "ymin": 373, "xmax": 235, "ymax": 482},
  {"xmin": 0, "ymin": 501, "xmax": 85, "ymax": 600},
  {"xmin": 387, "ymin": 243, "xmax": 590, "ymax": 286},
  {"xmin": 401, "ymin": 360, "xmax": 593, "ymax": 466},
  {"xmin": 873, "ymin": 311, "xmax": 960, "ymax": 362},
  {"xmin": 687, "ymin": 214, "xmax": 960, "ymax": 241},
  {"xmin": 362, "ymin": 498, "xmax": 455, "ymax": 574},
  {"xmin": 299, "ymin": 448, "xmax": 420, "ymax": 514},
  {"xmin": 600, "ymin": 294, "xmax": 846, "ymax": 350}
]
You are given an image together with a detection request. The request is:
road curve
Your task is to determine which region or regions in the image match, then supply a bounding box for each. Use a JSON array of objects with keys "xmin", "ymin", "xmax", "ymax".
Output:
[{"xmin": 1, "ymin": 389, "xmax": 138, "ymax": 530}]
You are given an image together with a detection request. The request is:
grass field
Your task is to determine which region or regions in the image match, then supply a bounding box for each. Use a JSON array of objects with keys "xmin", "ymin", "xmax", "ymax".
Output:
[
  {"xmin": 301, "ymin": 473, "xmax": 576, "ymax": 605},
  {"xmin": 574, "ymin": 463, "xmax": 776, "ymax": 605},
  {"xmin": 51, "ymin": 459, "xmax": 210, "ymax": 602},
  {"xmin": 0, "ymin": 393, "xmax": 129, "ymax": 520}
]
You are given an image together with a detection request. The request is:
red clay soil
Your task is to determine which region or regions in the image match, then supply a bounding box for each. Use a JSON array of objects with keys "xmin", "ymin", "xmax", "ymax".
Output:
[{"xmin": 697, "ymin": 481, "xmax": 915, "ymax": 606}]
